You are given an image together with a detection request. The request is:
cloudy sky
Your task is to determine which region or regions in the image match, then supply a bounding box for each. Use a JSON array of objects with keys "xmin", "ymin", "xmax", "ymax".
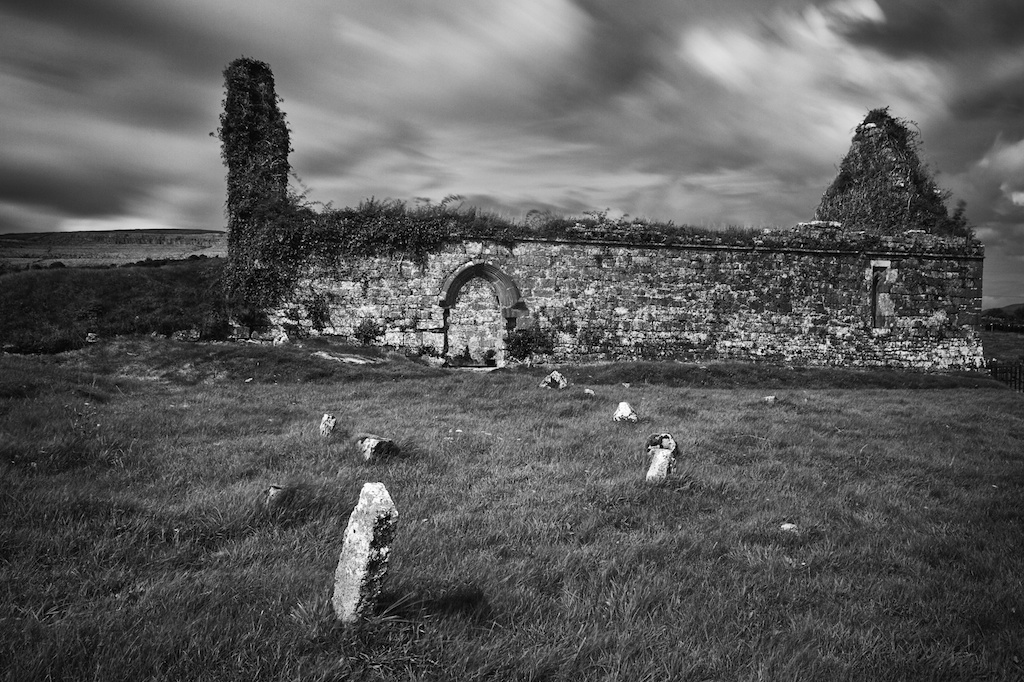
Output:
[{"xmin": 1, "ymin": 0, "xmax": 1022, "ymax": 306}]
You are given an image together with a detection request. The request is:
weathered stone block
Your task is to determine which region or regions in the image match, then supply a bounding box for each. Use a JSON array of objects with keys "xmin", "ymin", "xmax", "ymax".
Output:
[
  {"xmin": 646, "ymin": 448, "xmax": 674, "ymax": 483},
  {"xmin": 332, "ymin": 482, "xmax": 399, "ymax": 623},
  {"xmin": 320, "ymin": 413, "xmax": 337, "ymax": 437},
  {"xmin": 645, "ymin": 432, "xmax": 677, "ymax": 454},
  {"xmin": 265, "ymin": 484, "xmax": 285, "ymax": 509},
  {"xmin": 539, "ymin": 371, "xmax": 568, "ymax": 389},
  {"xmin": 356, "ymin": 434, "xmax": 399, "ymax": 461},
  {"xmin": 614, "ymin": 402, "xmax": 638, "ymax": 423}
]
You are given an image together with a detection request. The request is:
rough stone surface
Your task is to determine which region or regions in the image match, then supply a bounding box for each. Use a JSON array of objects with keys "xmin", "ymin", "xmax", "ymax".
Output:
[
  {"xmin": 356, "ymin": 434, "xmax": 398, "ymax": 461},
  {"xmin": 539, "ymin": 371, "xmax": 568, "ymax": 389},
  {"xmin": 646, "ymin": 448, "xmax": 674, "ymax": 483},
  {"xmin": 645, "ymin": 433, "xmax": 677, "ymax": 454},
  {"xmin": 320, "ymin": 413, "xmax": 337, "ymax": 438},
  {"xmin": 332, "ymin": 482, "xmax": 399, "ymax": 623},
  {"xmin": 265, "ymin": 484, "xmax": 284, "ymax": 509},
  {"xmin": 272, "ymin": 230, "xmax": 984, "ymax": 370},
  {"xmin": 614, "ymin": 402, "xmax": 638, "ymax": 423}
]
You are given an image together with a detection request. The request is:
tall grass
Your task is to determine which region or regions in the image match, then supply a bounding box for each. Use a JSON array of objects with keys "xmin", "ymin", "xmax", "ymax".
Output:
[{"xmin": 1, "ymin": 342, "xmax": 1021, "ymax": 680}]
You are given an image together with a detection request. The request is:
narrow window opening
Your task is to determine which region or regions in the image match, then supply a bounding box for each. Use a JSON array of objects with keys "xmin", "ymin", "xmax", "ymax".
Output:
[{"xmin": 871, "ymin": 265, "xmax": 889, "ymax": 328}]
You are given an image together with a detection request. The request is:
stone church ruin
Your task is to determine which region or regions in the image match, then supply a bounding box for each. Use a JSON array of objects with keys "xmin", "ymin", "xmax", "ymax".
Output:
[{"xmin": 219, "ymin": 60, "xmax": 983, "ymax": 371}]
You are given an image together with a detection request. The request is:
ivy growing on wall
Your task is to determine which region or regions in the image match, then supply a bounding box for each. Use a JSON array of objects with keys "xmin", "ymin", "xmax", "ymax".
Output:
[
  {"xmin": 815, "ymin": 108, "xmax": 972, "ymax": 238},
  {"xmin": 217, "ymin": 57, "xmax": 309, "ymax": 311}
]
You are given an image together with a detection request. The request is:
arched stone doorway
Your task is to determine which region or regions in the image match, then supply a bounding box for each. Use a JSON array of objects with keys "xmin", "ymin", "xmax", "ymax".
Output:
[{"xmin": 437, "ymin": 262, "xmax": 528, "ymax": 365}]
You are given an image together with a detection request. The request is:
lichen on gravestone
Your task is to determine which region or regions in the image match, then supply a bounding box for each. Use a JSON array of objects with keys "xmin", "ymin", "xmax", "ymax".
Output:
[
  {"xmin": 332, "ymin": 482, "xmax": 399, "ymax": 623},
  {"xmin": 646, "ymin": 448, "xmax": 674, "ymax": 483},
  {"xmin": 644, "ymin": 432, "xmax": 677, "ymax": 484}
]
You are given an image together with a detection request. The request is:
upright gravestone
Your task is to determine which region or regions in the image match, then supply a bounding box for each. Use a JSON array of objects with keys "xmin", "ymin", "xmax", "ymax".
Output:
[
  {"xmin": 645, "ymin": 432, "xmax": 677, "ymax": 484},
  {"xmin": 320, "ymin": 413, "xmax": 337, "ymax": 437},
  {"xmin": 332, "ymin": 482, "xmax": 399, "ymax": 623}
]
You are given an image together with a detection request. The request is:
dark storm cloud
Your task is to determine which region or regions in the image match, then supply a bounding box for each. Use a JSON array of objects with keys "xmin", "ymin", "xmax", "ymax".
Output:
[
  {"xmin": 836, "ymin": 0, "xmax": 1024, "ymax": 56},
  {"xmin": 0, "ymin": 0, "xmax": 278, "ymax": 81},
  {"xmin": 0, "ymin": 160, "xmax": 152, "ymax": 217},
  {"xmin": 564, "ymin": 0, "xmax": 685, "ymax": 98}
]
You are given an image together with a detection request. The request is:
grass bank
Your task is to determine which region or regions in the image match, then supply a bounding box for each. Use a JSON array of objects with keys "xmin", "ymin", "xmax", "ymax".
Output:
[
  {"xmin": 1, "ymin": 340, "xmax": 1021, "ymax": 680},
  {"xmin": 0, "ymin": 257, "xmax": 231, "ymax": 353}
]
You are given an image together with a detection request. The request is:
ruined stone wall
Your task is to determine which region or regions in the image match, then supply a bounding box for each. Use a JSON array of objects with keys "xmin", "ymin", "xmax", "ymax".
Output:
[{"xmin": 272, "ymin": 229, "xmax": 984, "ymax": 370}]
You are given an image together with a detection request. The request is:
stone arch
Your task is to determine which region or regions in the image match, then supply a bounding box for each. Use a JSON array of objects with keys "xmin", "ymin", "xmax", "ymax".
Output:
[
  {"xmin": 437, "ymin": 261, "xmax": 528, "ymax": 361},
  {"xmin": 437, "ymin": 261, "xmax": 527, "ymax": 318}
]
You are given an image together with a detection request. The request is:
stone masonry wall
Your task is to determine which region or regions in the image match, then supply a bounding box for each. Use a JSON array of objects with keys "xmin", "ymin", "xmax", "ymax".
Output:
[{"xmin": 272, "ymin": 230, "xmax": 984, "ymax": 370}]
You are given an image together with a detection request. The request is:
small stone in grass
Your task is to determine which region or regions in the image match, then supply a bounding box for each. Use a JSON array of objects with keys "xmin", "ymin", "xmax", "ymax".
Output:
[
  {"xmin": 320, "ymin": 413, "xmax": 337, "ymax": 437},
  {"xmin": 613, "ymin": 401, "xmax": 638, "ymax": 423},
  {"xmin": 539, "ymin": 371, "xmax": 568, "ymax": 389},
  {"xmin": 356, "ymin": 434, "xmax": 399, "ymax": 461}
]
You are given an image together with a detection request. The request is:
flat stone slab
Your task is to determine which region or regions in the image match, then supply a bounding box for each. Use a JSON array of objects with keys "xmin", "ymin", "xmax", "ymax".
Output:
[
  {"xmin": 332, "ymin": 482, "xmax": 399, "ymax": 623},
  {"xmin": 311, "ymin": 350, "xmax": 385, "ymax": 365}
]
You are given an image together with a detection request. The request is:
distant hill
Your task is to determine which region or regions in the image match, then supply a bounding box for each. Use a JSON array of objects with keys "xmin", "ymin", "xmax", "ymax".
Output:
[
  {"xmin": 0, "ymin": 229, "xmax": 227, "ymax": 269},
  {"xmin": 982, "ymin": 302, "xmax": 1024, "ymax": 316}
]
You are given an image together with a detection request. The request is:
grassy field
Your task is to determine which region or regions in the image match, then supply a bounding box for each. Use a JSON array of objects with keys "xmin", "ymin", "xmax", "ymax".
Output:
[
  {"xmin": 981, "ymin": 330, "xmax": 1024, "ymax": 363},
  {"xmin": 1, "ymin": 337, "xmax": 1022, "ymax": 681}
]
